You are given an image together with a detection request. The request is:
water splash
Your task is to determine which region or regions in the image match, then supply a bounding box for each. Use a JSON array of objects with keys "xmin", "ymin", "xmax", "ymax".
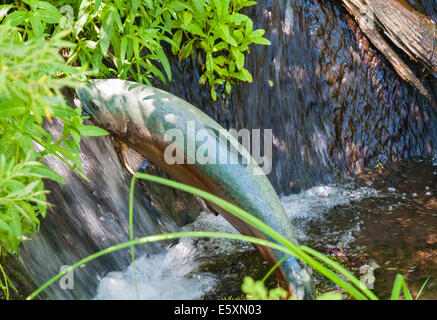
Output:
[
  {"xmin": 94, "ymin": 213, "xmax": 250, "ymax": 300},
  {"xmin": 94, "ymin": 185, "xmax": 379, "ymax": 299}
]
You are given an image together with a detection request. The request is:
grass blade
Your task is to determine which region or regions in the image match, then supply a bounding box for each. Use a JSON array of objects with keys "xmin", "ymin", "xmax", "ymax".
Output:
[
  {"xmin": 26, "ymin": 232, "xmax": 293, "ymax": 300},
  {"xmin": 415, "ymin": 277, "xmax": 430, "ymax": 300}
]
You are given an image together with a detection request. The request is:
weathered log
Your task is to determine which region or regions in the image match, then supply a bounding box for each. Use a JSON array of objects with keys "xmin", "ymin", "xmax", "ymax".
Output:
[{"xmin": 341, "ymin": 0, "xmax": 437, "ymax": 97}]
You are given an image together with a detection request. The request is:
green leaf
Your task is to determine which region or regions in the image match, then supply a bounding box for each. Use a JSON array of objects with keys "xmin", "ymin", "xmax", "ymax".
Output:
[
  {"xmin": 183, "ymin": 11, "xmax": 192, "ymax": 26},
  {"xmin": 155, "ymin": 46, "xmax": 172, "ymax": 82},
  {"xmin": 0, "ymin": 219, "xmax": 12, "ymax": 234},
  {"xmin": 216, "ymin": 25, "xmax": 237, "ymax": 47},
  {"xmin": 211, "ymin": 86, "xmax": 217, "ymax": 100},
  {"xmin": 78, "ymin": 125, "xmax": 109, "ymax": 137},
  {"xmin": 29, "ymin": 165, "xmax": 66, "ymax": 184},
  {"xmin": 181, "ymin": 39, "xmax": 194, "ymax": 60},
  {"xmin": 182, "ymin": 23, "xmax": 205, "ymax": 37},
  {"xmin": 4, "ymin": 180, "xmax": 26, "ymax": 193},
  {"xmin": 4, "ymin": 11, "xmax": 28, "ymax": 27},
  {"xmin": 233, "ymin": 68, "xmax": 252, "ymax": 82},
  {"xmin": 415, "ymin": 277, "xmax": 430, "ymax": 300},
  {"xmin": 35, "ymin": 1, "xmax": 63, "ymax": 24},
  {"xmin": 171, "ymin": 29, "xmax": 183, "ymax": 55},
  {"xmin": 232, "ymin": 47, "xmax": 245, "ymax": 70},
  {"xmin": 93, "ymin": 0, "xmax": 103, "ymax": 15},
  {"xmin": 74, "ymin": 2, "xmax": 90, "ymax": 36},
  {"xmin": 13, "ymin": 201, "xmax": 40, "ymax": 225},
  {"xmin": 168, "ymin": 1, "xmax": 192, "ymax": 12},
  {"xmin": 132, "ymin": 0, "xmax": 139, "ymax": 13},
  {"xmin": 191, "ymin": 0, "xmax": 206, "ymax": 19},
  {"xmin": 225, "ymin": 80, "xmax": 231, "ymax": 94},
  {"xmin": 111, "ymin": 6, "xmax": 123, "ymax": 32},
  {"xmin": 206, "ymin": 52, "xmax": 214, "ymax": 71},
  {"xmin": 391, "ymin": 274, "xmax": 406, "ymax": 300},
  {"xmin": 30, "ymin": 13, "xmax": 44, "ymax": 38},
  {"xmin": 213, "ymin": 0, "xmax": 225, "ymax": 17},
  {"xmin": 251, "ymin": 29, "xmax": 271, "ymax": 45},
  {"xmin": 245, "ymin": 18, "xmax": 253, "ymax": 35},
  {"xmin": 100, "ymin": 10, "xmax": 115, "ymax": 56},
  {"xmin": 227, "ymin": 13, "xmax": 249, "ymax": 24},
  {"xmin": 119, "ymin": 37, "xmax": 128, "ymax": 62},
  {"xmin": 252, "ymin": 37, "xmax": 271, "ymax": 45},
  {"xmin": 0, "ymin": 106, "xmax": 26, "ymax": 118},
  {"xmin": 9, "ymin": 208, "xmax": 22, "ymax": 241},
  {"xmin": 7, "ymin": 180, "xmax": 40, "ymax": 199}
]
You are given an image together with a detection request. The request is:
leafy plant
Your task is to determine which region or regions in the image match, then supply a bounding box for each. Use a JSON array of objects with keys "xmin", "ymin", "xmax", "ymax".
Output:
[
  {"xmin": 241, "ymin": 276, "xmax": 344, "ymax": 300},
  {"xmin": 0, "ymin": 263, "xmax": 17, "ymax": 300},
  {"xmin": 390, "ymin": 274, "xmax": 430, "ymax": 301},
  {"xmin": 25, "ymin": 173, "xmax": 428, "ymax": 300},
  {"xmin": 169, "ymin": 0, "xmax": 271, "ymax": 100},
  {"xmin": 241, "ymin": 276, "xmax": 291, "ymax": 300},
  {"xmin": 2, "ymin": 0, "xmax": 270, "ymax": 100},
  {"xmin": 0, "ymin": 20, "xmax": 108, "ymax": 296}
]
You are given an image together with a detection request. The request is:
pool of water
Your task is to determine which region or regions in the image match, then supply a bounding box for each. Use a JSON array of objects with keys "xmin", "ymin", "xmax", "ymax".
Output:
[{"xmin": 94, "ymin": 159, "xmax": 436, "ymax": 300}]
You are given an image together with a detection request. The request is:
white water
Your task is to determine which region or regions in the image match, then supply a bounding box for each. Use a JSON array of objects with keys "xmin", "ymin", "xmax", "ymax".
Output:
[
  {"xmin": 94, "ymin": 213, "xmax": 249, "ymax": 300},
  {"xmin": 280, "ymin": 184, "xmax": 379, "ymax": 241},
  {"xmin": 94, "ymin": 184, "xmax": 378, "ymax": 300}
]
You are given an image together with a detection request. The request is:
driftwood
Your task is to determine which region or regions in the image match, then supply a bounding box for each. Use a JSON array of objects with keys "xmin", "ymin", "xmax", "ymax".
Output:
[{"xmin": 341, "ymin": 0, "xmax": 437, "ymax": 97}]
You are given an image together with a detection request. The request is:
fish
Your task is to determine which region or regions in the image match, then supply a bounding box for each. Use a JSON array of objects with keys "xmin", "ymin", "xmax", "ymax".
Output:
[{"xmin": 76, "ymin": 79, "xmax": 315, "ymax": 299}]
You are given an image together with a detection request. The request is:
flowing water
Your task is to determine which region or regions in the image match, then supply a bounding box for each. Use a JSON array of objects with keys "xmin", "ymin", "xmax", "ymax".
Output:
[
  {"xmin": 91, "ymin": 159, "xmax": 437, "ymax": 300},
  {"xmin": 4, "ymin": 0, "xmax": 437, "ymax": 300},
  {"xmin": 155, "ymin": 0, "xmax": 437, "ymax": 194}
]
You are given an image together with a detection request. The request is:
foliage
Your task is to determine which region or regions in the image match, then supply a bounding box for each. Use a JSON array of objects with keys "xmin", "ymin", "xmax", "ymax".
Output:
[
  {"xmin": 241, "ymin": 276, "xmax": 344, "ymax": 300},
  {"xmin": 2, "ymin": 0, "xmax": 270, "ymax": 100},
  {"xmin": 168, "ymin": 0, "xmax": 271, "ymax": 100},
  {"xmin": 241, "ymin": 276, "xmax": 291, "ymax": 300},
  {"xmin": 26, "ymin": 173, "xmax": 428, "ymax": 300},
  {"xmin": 0, "ymin": 20, "xmax": 108, "ymax": 296},
  {"xmin": 0, "ymin": 263, "xmax": 17, "ymax": 300}
]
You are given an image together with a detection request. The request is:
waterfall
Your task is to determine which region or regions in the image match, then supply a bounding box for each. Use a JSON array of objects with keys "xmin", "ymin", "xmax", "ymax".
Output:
[
  {"xmin": 155, "ymin": 0, "xmax": 437, "ymax": 194},
  {"xmin": 6, "ymin": 0, "xmax": 437, "ymax": 299},
  {"xmin": 6, "ymin": 112, "xmax": 210, "ymax": 299}
]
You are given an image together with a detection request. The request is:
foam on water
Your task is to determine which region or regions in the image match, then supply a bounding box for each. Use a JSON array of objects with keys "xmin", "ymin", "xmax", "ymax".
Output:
[
  {"xmin": 94, "ymin": 184, "xmax": 378, "ymax": 300},
  {"xmin": 93, "ymin": 238, "xmax": 215, "ymax": 300},
  {"xmin": 280, "ymin": 184, "xmax": 379, "ymax": 243},
  {"xmin": 94, "ymin": 213, "xmax": 249, "ymax": 300},
  {"xmin": 281, "ymin": 184, "xmax": 379, "ymax": 219}
]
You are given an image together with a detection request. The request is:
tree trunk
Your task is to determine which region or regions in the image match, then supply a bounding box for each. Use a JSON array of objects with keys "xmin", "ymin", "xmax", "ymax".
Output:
[{"xmin": 341, "ymin": 0, "xmax": 437, "ymax": 97}]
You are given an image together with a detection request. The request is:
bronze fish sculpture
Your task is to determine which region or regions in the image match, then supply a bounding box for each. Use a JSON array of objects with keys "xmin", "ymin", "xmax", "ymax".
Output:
[{"xmin": 76, "ymin": 79, "xmax": 315, "ymax": 299}]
